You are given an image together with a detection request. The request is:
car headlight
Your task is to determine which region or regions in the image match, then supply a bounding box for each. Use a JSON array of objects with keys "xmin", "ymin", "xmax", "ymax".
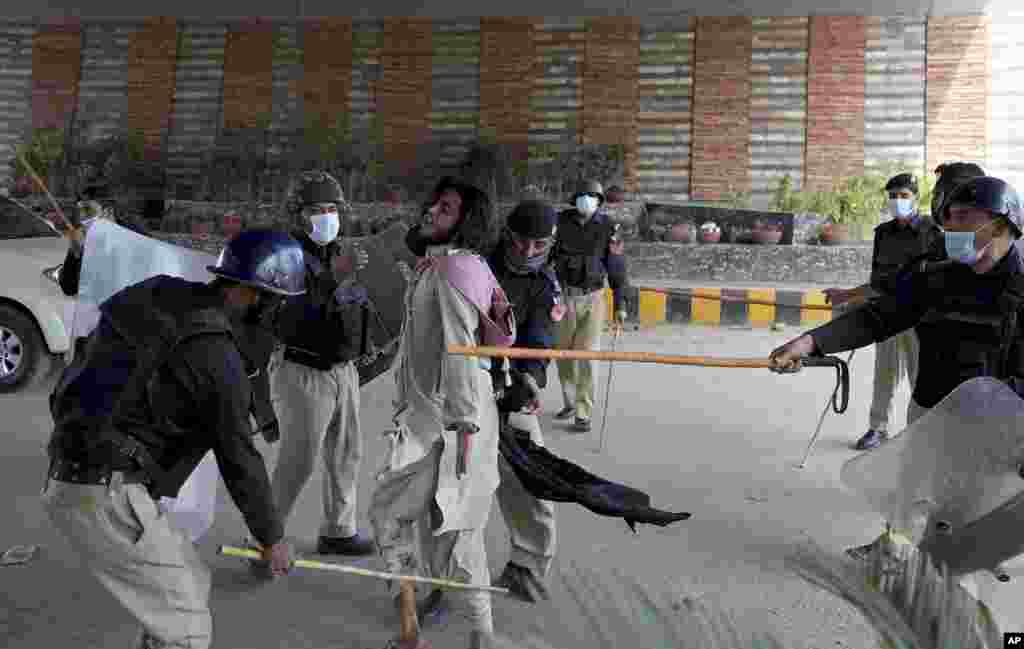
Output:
[{"xmin": 43, "ymin": 264, "xmax": 62, "ymax": 285}]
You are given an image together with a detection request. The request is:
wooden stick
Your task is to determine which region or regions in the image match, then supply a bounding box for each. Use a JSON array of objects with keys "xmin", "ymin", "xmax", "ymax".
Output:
[
  {"xmin": 16, "ymin": 151, "xmax": 71, "ymax": 230},
  {"xmin": 448, "ymin": 345, "xmax": 775, "ymax": 368},
  {"xmin": 218, "ymin": 545, "xmax": 512, "ymax": 595}
]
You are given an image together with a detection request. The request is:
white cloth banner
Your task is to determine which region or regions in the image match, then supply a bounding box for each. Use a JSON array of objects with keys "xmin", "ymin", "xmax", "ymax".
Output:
[{"xmin": 74, "ymin": 219, "xmax": 222, "ymax": 543}]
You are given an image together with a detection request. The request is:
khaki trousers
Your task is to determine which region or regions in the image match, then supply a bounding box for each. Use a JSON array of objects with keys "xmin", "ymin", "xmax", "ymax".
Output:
[
  {"xmin": 496, "ymin": 412, "xmax": 557, "ymax": 579},
  {"xmin": 269, "ymin": 351, "xmax": 362, "ymax": 538},
  {"xmin": 868, "ymin": 329, "xmax": 920, "ymax": 433},
  {"xmin": 556, "ymin": 290, "xmax": 606, "ymax": 420},
  {"xmin": 42, "ymin": 479, "xmax": 212, "ymax": 648}
]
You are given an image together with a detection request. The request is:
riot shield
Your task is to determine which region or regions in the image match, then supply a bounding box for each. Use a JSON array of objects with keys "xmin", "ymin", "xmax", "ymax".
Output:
[
  {"xmin": 841, "ymin": 377, "xmax": 1024, "ymax": 576},
  {"xmin": 350, "ymin": 221, "xmax": 417, "ymax": 386}
]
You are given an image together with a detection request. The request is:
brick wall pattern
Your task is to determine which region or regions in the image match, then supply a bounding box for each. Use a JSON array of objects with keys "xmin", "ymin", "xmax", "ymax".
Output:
[
  {"xmin": 32, "ymin": 21, "xmax": 82, "ymax": 131},
  {"xmin": 805, "ymin": 16, "xmax": 866, "ymax": 192},
  {"xmin": 926, "ymin": 16, "xmax": 991, "ymax": 173},
  {"xmin": 986, "ymin": 14, "xmax": 1024, "ymax": 192},
  {"xmin": 126, "ymin": 17, "xmax": 178, "ymax": 158},
  {"xmin": 690, "ymin": 16, "xmax": 752, "ymax": 201},
  {"xmin": 74, "ymin": 21, "xmax": 138, "ymax": 145},
  {"xmin": 266, "ymin": 21, "xmax": 303, "ymax": 176},
  {"xmin": 164, "ymin": 21, "xmax": 228, "ymax": 198},
  {"xmin": 350, "ymin": 19, "xmax": 383, "ymax": 151},
  {"xmin": 0, "ymin": 21, "xmax": 37, "ymax": 185},
  {"xmin": 863, "ymin": 16, "xmax": 926, "ymax": 172},
  {"xmin": 478, "ymin": 16, "xmax": 533, "ymax": 157},
  {"xmin": 583, "ymin": 17, "xmax": 640, "ymax": 192},
  {"xmin": 529, "ymin": 18, "xmax": 584, "ymax": 159},
  {"xmin": 379, "ymin": 18, "xmax": 432, "ymax": 179},
  {"xmin": 222, "ymin": 18, "xmax": 275, "ymax": 131},
  {"xmin": 634, "ymin": 15, "xmax": 694, "ymax": 203},
  {"xmin": 749, "ymin": 16, "xmax": 808, "ymax": 207},
  {"xmin": 431, "ymin": 19, "xmax": 480, "ymax": 171}
]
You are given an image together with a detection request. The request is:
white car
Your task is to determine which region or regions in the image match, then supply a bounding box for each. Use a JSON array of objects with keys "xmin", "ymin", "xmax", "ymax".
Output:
[{"xmin": 0, "ymin": 196, "xmax": 74, "ymax": 392}]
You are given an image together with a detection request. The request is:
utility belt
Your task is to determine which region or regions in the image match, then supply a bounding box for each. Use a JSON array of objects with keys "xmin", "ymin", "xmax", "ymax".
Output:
[
  {"xmin": 283, "ymin": 346, "xmax": 348, "ymax": 372},
  {"xmin": 47, "ymin": 456, "xmax": 149, "ymax": 488}
]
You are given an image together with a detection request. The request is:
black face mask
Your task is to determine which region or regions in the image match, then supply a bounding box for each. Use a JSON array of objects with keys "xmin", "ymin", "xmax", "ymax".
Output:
[{"xmin": 243, "ymin": 292, "xmax": 285, "ymax": 329}]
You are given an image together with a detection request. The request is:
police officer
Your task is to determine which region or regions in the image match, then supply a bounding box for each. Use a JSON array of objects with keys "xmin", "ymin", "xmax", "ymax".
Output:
[
  {"xmin": 768, "ymin": 176, "xmax": 1024, "ymax": 560},
  {"xmin": 42, "ymin": 228, "xmax": 303, "ymax": 649},
  {"xmin": 261, "ymin": 170, "xmax": 374, "ymax": 558},
  {"xmin": 551, "ymin": 179, "xmax": 629, "ymax": 432},
  {"xmin": 824, "ymin": 173, "xmax": 944, "ymax": 450}
]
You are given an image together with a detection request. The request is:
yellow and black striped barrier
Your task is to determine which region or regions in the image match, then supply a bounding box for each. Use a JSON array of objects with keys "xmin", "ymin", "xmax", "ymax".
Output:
[{"xmin": 599, "ymin": 286, "xmax": 836, "ymax": 328}]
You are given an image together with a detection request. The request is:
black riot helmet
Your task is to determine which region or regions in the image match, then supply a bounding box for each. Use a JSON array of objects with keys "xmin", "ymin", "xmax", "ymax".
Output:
[
  {"xmin": 207, "ymin": 228, "xmax": 307, "ymax": 296},
  {"xmin": 570, "ymin": 179, "xmax": 605, "ymax": 206},
  {"xmin": 284, "ymin": 170, "xmax": 348, "ymax": 217},
  {"xmin": 941, "ymin": 176, "xmax": 1023, "ymax": 238},
  {"xmin": 931, "ymin": 162, "xmax": 986, "ymax": 219}
]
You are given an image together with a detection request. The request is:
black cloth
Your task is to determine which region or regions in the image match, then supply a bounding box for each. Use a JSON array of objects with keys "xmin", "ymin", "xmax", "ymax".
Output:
[
  {"xmin": 809, "ymin": 246, "xmax": 1024, "ymax": 410},
  {"xmin": 869, "ymin": 217, "xmax": 944, "ymax": 293},
  {"xmin": 48, "ymin": 275, "xmax": 283, "ymax": 546},
  {"xmin": 271, "ymin": 230, "xmax": 362, "ymax": 369},
  {"xmin": 486, "ymin": 240, "xmax": 560, "ymax": 410},
  {"xmin": 551, "ymin": 208, "xmax": 629, "ymax": 311},
  {"xmin": 58, "ymin": 217, "xmax": 148, "ymax": 297},
  {"xmin": 499, "ymin": 424, "xmax": 691, "ymax": 532}
]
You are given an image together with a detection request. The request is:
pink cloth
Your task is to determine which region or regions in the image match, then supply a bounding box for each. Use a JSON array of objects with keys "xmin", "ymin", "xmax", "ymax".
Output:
[{"xmin": 435, "ymin": 254, "xmax": 515, "ymax": 348}]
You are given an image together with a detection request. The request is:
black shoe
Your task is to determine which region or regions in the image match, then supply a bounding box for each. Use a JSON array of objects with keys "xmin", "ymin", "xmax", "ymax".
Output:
[
  {"xmin": 854, "ymin": 429, "xmax": 888, "ymax": 450},
  {"xmin": 571, "ymin": 417, "xmax": 591, "ymax": 433},
  {"xmin": 554, "ymin": 406, "xmax": 576, "ymax": 421},
  {"xmin": 317, "ymin": 533, "xmax": 376, "ymax": 556},
  {"xmin": 492, "ymin": 562, "xmax": 550, "ymax": 603}
]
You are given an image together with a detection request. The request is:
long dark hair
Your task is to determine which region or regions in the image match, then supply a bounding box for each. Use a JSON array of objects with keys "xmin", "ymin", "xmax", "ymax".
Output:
[{"xmin": 428, "ymin": 176, "xmax": 501, "ymax": 256}]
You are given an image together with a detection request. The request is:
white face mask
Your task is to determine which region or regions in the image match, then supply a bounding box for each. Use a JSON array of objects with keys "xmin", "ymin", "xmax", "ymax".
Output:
[
  {"xmin": 575, "ymin": 196, "xmax": 599, "ymax": 218},
  {"xmin": 308, "ymin": 212, "xmax": 340, "ymax": 246},
  {"xmin": 889, "ymin": 198, "xmax": 916, "ymax": 221}
]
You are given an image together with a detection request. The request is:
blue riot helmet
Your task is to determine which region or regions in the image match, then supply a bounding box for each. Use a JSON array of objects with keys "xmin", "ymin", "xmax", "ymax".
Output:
[
  {"xmin": 207, "ymin": 228, "xmax": 307, "ymax": 296},
  {"xmin": 940, "ymin": 176, "xmax": 1023, "ymax": 239}
]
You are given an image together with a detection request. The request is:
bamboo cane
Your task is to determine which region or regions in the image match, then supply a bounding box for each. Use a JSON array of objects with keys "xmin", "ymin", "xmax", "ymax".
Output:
[
  {"xmin": 449, "ymin": 345, "xmax": 777, "ymax": 368},
  {"xmin": 217, "ymin": 545, "xmax": 512, "ymax": 595},
  {"xmin": 16, "ymin": 151, "xmax": 72, "ymax": 231}
]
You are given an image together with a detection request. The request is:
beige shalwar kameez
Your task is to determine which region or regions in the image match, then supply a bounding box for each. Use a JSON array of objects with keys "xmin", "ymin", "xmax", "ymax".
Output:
[{"xmin": 369, "ymin": 249, "xmax": 507, "ymax": 636}]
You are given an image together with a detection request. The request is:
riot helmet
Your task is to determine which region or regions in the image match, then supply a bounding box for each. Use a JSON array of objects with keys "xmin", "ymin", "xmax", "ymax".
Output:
[
  {"xmin": 941, "ymin": 176, "xmax": 1023, "ymax": 239},
  {"xmin": 931, "ymin": 162, "xmax": 986, "ymax": 219},
  {"xmin": 207, "ymin": 228, "xmax": 307, "ymax": 296},
  {"xmin": 570, "ymin": 179, "xmax": 605, "ymax": 207},
  {"xmin": 504, "ymin": 200, "xmax": 558, "ymax": 274},
  {"xmin": 283, "ymin": 170, "xmax": 349, "ymax": 246}
]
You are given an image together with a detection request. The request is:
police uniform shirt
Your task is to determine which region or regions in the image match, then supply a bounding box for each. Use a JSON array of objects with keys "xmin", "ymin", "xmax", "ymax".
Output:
[
  {"xmin": 552, "ymin": 208, "xmax": 629, "ymax": 310},
  {"xmin": 869, "ymin": 216, "xmax": 944, "ymax": 295}
]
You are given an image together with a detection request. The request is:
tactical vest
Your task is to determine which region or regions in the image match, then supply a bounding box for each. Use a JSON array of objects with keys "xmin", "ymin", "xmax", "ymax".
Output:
[
  {"xmin": 553, "ymin": 210, "xmax": 614, "ymax": 292},
  {"xmin": 48, "ymin": 275, "xmax": 235, "ymax": 494},
  {"xmin": 273, "ymin": 232, "xmax": 362, "ymax": 369}
]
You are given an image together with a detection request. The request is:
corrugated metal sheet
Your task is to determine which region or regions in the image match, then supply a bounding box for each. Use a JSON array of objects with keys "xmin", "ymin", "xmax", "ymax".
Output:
[
  {"xmin": 988, "ymin": 12, "xmax": 1024, "ymax": 193},
  {"xmin": 0, "ymin": 20, "xmax": 37, "ymax": 186},
  {"xmin": 431, "ymin": 19, "xmax": 479, "ymax": 171},
  {"xmin": 749, "ymin": 16, "xmax": 808, "ymax": 208},
  {"xmin": 863, "ymin": 16, "xmax": 926, "ymax": 172},
  {"xmin": 165, "ymin": 21, "xmax": 227, "ymax": 199},
  {"xmin": 267, "ymin": 22, "xmax": 302, "ymax": 168},
  {"xmin": 74, "ymin": 21, "xmax": 138, "ymax": 145},
  {"xmin": 635, "ymin": 16, "xmax": 694, "ymax": 202},
  {"xmin": 529, "ymin": 18, "xmax": 584, "ymax": 157},
  {"xmin": 350, "ymin": 20, "xmax": 382, "ymax": 144}
]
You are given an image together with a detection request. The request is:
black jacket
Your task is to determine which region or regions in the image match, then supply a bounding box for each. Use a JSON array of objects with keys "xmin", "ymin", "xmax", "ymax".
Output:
[
  {"xmin": 810, "ymin": 246, "xmax": 1024, "ymax": 409},
  {"xmin": 48, "ymin": 275, "xmax": 283, "ymax": 546},
  {"xmin": 271, "ymin": 230, "xmax": 362, "ymax": 370},
  {"xmin": 552, "ymin": 208, "xmax": 629, "ymax": 312},
  {"xmin": 486, "ymin": 241, "xmax": 561, "ymax": 411},
  {"xmin": 869, "ymin": 216, "xmax": 944, "ymax": 294}
]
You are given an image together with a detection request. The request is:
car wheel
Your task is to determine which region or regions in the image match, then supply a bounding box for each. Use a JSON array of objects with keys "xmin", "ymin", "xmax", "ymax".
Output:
[{"xmin": 0, "ymin": 305, "xmax": 48, "ymax": 393}]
